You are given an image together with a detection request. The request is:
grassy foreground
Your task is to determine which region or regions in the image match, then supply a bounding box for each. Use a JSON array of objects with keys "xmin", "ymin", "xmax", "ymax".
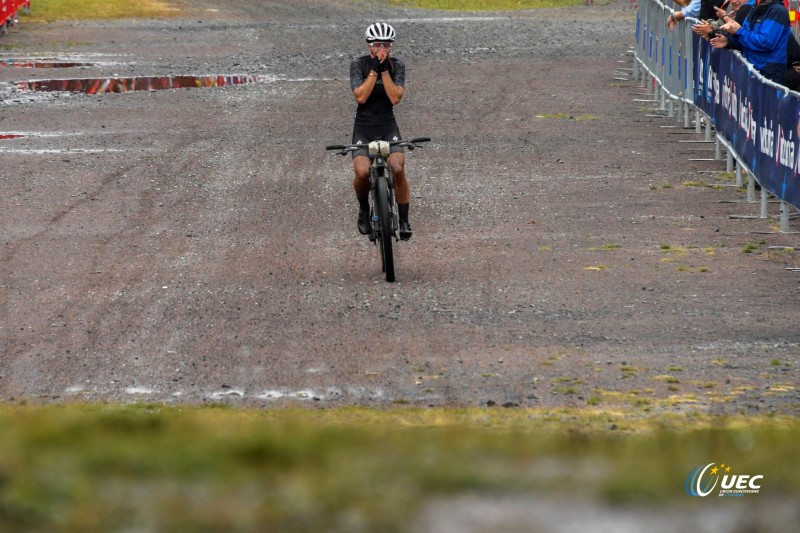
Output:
[{"xmin": 1, "ymin": 404, "xmax": 798, "ymax": 531}]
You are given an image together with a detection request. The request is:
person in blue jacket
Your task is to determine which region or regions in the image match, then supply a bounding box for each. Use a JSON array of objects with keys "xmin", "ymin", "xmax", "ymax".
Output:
[{"xmin": 710, "ymin": 0, "xmax": 791, "ymax": 84}]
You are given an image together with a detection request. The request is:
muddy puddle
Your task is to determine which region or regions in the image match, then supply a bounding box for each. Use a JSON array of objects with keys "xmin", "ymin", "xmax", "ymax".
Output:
[{"xmin": 18, "ymin": 74, "xmax": 261, "ymax": 94}]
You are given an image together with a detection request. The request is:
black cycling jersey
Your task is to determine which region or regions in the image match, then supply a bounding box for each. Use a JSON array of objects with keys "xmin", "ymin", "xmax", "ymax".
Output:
[{"xmin": 350, "ymin": 54, "xmax": 406, "ymax": 126}]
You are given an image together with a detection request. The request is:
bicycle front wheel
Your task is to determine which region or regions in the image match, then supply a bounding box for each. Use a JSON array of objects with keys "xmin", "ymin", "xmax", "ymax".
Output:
[{"xmin": 375, "ymin": 175, "xmax": 395, "ymax": 282}]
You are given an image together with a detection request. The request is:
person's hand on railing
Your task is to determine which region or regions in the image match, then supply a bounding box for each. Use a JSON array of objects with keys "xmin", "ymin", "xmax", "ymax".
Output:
[
  {"xmin": 710, "ymin": 33, "xmax": 730, "ymax": 49},
  {"xmin": 667, "ymin": 12, "xmax": 681, "ymax": 32},
  {"xmin": 692, "ymin": 21, "xmax": 715, "ymax": 39}
]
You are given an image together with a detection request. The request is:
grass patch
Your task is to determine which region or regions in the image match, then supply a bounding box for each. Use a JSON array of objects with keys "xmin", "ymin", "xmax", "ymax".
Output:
[
  {"xmin": 552, "ymin": 377, "xmax": 584, "ymax": 384},
  {"xmin": 651, "ymin": 375, "xmax": 681, "ymax": 384},
  {"xmin": 743, "ymin": 242, "xmax": 761, "ymax": 254},
  {"xmin": 2, "ymin": 404, "xmax": 798, "ymax": 530},
  {"xmin": 586, "ymin": 394, "xmax": 603, "ymax": 405},
  {"xmin": 767, "ymin": 384, "xmax": 795, "ymax": 393},
  {"xmin": 540, "ymin": 354, "xmax": 562, "ymax": 367},
  {"xmin": 589, "ymin": 244, "xmax": 622, "ymax": 251},
  {"xmin": 676, "ymin": 265, "xmax": 710, "ymax": 273},
  {"xmin": 388, "ymin": 0, "xmax": 594, "ymax": 11},
  {"xmin": 682, "ymin": 180, "xmax": 710, "ymax": 187},
  {"xmin": 25, "ymin": 0, "xmax": 181, "ymax": 22},
  {"xmin": 658, "ymin": 244, "xmax": 686, "ymax": 255}
]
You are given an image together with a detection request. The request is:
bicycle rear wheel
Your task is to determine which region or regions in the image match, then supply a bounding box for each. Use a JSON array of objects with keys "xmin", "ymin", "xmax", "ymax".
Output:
[{"xmin": 375, "ymin": 175, "xmax": 395, "ymax": 282}]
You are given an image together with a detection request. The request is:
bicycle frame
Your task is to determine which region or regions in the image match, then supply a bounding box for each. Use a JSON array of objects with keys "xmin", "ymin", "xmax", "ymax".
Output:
[{"xmin": 368, "ymin": 152, "xmax": 397, "ymax": 241}]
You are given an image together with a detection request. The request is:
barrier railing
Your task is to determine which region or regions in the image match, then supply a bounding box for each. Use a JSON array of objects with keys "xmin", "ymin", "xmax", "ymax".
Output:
[
  {"xmin": 634, "ymin": 0, "xmax": 800, "ymax": 232},
  {"xmin": 1, "ymin": 1, "xmax": 31, "ymax": 36}
]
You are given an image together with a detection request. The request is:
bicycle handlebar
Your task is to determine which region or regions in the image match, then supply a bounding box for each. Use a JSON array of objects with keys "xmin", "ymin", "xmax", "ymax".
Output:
[{"xmin": 325, "ymin": 137, "xmax": 431, "ymax": 154}]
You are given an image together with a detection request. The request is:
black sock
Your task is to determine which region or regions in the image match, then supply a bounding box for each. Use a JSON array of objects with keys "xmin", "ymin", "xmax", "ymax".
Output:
[
  {"xmin": 359, "ymin": 198, "xmax": 370, "ymax": 212},
  {"xmin": 398, "ymin": 203, "xmax": 409, "ymax": 223}
]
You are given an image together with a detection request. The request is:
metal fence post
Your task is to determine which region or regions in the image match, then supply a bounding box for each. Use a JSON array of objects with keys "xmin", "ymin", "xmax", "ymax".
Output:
[
  {"xmin": 781, "ymin": 201, "xmax": 790, "ymax": 232},
  {"xmin": 683, "ymin": 98, "xmax": 691, "ymax": 128}
]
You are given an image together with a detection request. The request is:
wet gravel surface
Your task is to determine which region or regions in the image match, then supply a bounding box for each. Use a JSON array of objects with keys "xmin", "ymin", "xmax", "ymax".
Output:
[{"xmin": 1, "ymin": 0, "xmax": 799, "ymax": 413}]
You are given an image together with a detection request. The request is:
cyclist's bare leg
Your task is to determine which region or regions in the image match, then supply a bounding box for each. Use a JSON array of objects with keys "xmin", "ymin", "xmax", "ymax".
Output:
[
  {"xmin": 353, "ymin": 155, "xmax": 371, "ymax": 234},
  {"xmin": 353, "ymin": 155, "xmax": 371, "ymax": 207},
  {"xmin": 388, "ymin": 152, "xmax": 412, "ymax": 239},
  {"xmin": 387, "ymin": 152, "xmax": 409, "ymax": 204}
]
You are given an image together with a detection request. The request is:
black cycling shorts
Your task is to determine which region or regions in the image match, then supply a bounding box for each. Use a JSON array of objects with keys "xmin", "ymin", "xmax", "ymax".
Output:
[{"xmin": 351, "ymin": 121, "xmax": 403, "ymax": 159}]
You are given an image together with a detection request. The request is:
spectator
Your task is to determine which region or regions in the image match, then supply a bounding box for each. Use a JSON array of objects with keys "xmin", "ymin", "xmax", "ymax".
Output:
[
  {"xmin": 785, "ymin": 34, "xmax": 800, "ymax": 91},
  {"xmin": 710, "ymin": 0, "xmax": 791, "ymax": 84},
  {"xmin": 693, "ymin": 0, "xmax": 754, "ymax": 39},
  {"xmin": 700, "ymin": 0, "xmax": 730, "ymax": 21}
]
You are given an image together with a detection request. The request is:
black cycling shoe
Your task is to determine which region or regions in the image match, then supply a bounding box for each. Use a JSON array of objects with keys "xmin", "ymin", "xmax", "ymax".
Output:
[
  {"xmin": 357, "ymin": 209, "xmax": 371, "ymax": 235},
  {"xmin": 399, "ymin": 220, "xmax": 412, "ymax": 240}
]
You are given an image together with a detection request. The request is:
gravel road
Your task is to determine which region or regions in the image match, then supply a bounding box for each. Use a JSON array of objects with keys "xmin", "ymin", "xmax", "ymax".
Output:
[{"xmin": 1, "ymin": 0, "xmax": 798, "ymax": 413}]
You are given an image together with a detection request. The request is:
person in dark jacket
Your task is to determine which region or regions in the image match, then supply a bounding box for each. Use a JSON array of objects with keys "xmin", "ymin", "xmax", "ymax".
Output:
[
  {"xmin": 785, "ymin": 34, "xmax": 800, "ymax": 91},
  {"xmin": 710, "ymin": 0, "xmax": 791, "ymax": 84}
]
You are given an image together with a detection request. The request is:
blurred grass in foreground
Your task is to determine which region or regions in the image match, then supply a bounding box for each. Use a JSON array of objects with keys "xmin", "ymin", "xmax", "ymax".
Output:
[
  {"xmin": 0, "ymin": 405, "xmax": 798, "ymax": 531},
  {"xmin": 24, "ymin": 0, "xmax": 180, "ymax": 22}
]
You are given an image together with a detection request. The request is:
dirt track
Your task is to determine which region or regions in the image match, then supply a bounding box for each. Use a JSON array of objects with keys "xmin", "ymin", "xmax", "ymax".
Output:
[{"xmin": 1, "ymin": 0, "xmax": 798, "ymax": 412}]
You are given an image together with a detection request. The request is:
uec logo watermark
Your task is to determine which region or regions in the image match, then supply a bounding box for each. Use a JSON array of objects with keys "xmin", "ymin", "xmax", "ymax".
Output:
[{"xmin": 686, "ymin": 463, "xmax": 763, "ymax": 497}]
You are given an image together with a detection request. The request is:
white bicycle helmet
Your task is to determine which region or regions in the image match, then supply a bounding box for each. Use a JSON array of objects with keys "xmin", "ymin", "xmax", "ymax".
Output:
[{"xmin": 365, "ymin": 22, "xmax": 396, "ymax": 43}]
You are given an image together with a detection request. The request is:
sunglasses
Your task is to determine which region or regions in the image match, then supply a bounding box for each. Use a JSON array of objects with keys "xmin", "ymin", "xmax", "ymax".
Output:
[{"xmin": 370, "ymin": 42, "xmax": 392, "ymax": 49}]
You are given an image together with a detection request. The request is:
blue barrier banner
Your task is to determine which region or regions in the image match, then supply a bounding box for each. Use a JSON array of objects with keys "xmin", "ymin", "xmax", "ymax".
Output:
[{"xmin": 692, "ymin": 34, "xmax": 800, "ymax": 208}]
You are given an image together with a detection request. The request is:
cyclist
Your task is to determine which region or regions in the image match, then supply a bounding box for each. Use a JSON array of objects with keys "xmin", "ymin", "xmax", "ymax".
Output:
[{"xmin": 350, "ymin": 22, "xmax": 412, "ymax": 240}]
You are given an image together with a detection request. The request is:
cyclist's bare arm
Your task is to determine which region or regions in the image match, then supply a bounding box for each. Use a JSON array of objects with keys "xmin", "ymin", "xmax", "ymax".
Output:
[
  {"xmin": 381, "ymin": 72, "xmax": 404, "ymax": 106},
  {"xmin": 353, "ymin": 72, "xmax": 379, "ymax": 104}
]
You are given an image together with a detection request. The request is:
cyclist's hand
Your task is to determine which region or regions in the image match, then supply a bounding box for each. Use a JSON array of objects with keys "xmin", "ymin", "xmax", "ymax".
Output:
[{"xmin": 369, "ymin": 56, "xmax": 383, "ymax": 73}]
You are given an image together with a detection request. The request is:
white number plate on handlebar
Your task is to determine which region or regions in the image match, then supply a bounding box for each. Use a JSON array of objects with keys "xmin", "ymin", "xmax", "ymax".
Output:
[{"xmin": 368, "ymin": 141, "xmax": 391, "ymax": 157}]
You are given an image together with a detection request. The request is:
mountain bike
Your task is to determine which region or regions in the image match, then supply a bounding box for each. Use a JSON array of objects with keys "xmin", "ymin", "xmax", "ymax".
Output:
[{"xmin": 326, "ymin": 137, "xmax": 430, "ymax": 282}]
